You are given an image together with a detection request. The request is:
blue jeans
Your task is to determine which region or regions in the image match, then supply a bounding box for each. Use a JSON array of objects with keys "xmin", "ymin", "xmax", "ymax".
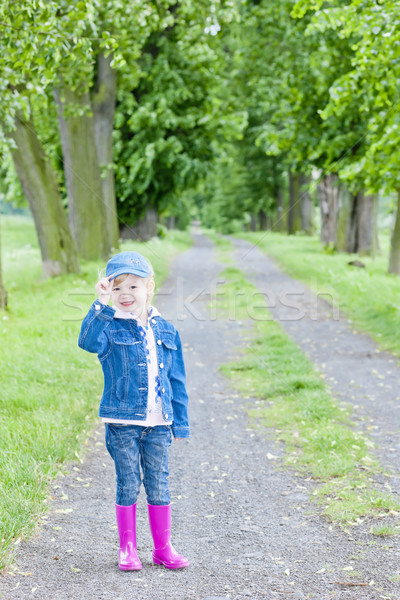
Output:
[{"xmin": 105, "ymin": 424, "xmax": 172, "ymax": 506}]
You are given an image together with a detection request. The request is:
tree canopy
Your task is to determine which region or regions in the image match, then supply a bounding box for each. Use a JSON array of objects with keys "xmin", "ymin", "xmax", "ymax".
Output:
[{"xmin": 1, "ymin": 0, "xmax": 400, "ymax": 282}]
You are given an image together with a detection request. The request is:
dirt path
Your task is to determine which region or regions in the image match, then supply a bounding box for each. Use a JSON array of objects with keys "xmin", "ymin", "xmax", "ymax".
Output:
[{"xmin": 1, "ymin": 232, "xmax": 399, "ymax": 600}]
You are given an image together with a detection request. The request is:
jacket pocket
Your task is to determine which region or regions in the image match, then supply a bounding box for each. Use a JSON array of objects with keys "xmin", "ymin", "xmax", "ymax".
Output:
[
  {"xmin": 111, "ymin": 331, "xmax": 140, "ymax": 361},
  {"xmin": 159, "ymin": 332, "xmax": 177, "ymax": 372},
  {"xmin": 160, "ymin": 332, "xmax": 177, "ymax": 351},
  {"xmin": 112, "ymin": 331, "xmax": 139, "ymax": 345}
]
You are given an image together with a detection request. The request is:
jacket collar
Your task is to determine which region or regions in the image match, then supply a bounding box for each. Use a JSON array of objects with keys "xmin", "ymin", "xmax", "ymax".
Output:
[{"xmin": 112, "ymin": 305, "xmax": 161, "ymax": 323}]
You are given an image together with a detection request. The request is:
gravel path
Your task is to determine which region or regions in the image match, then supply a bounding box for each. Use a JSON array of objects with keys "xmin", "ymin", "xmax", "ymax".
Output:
[
  {"xmin": 1, "ymin": 232, "xmax": 400, "ymax": 600},
  {"xmin": 232, "ymin": 237, "xmax": 400, "ymax": 494}
]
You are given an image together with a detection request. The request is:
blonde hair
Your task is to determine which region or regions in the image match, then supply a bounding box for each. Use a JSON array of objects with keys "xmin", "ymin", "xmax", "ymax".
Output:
[{"xmin": 112, "ymin": 273, "xmax": 155, "ymax": 306}]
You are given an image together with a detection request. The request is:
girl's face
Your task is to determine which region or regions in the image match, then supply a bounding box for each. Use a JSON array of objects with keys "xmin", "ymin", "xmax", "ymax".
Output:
[{"xmin": 112, "ymin": 274, "xmax": 154, "ymax": 320}]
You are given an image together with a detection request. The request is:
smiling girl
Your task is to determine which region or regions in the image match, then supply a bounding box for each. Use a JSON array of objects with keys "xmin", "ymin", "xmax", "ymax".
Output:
[{"xmin": 78, "ymin": 251, "xmax": 190, "ymax": 571}]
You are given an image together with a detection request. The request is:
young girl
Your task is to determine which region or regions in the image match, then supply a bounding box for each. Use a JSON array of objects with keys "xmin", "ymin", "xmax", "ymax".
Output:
[{"xmin": 78, "ymin": 251, "xmax": 190, "ymax": 571}]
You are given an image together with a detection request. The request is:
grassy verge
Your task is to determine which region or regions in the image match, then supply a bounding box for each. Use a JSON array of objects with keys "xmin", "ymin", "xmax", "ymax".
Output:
[
  {"xmin": 210, "ymin": 238, "xmax": 400, "ymax": 530},
  {"xmin": 0, "ymin": 214, "xmax": 191, "ymax": 571},
  {"xmin": 202, "ymin": 228, "xmax": 234, "ymax": 264},
  {"xmin": 236, "ymin": 230, "xmax": 400, "ymax": 358}
]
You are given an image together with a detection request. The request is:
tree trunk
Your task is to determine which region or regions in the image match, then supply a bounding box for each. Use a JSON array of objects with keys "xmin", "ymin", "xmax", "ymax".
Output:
[
  {"xmin": 299, "ymin": 174, "xmax": 314, "ymax": 234},
  {"xmin": 92, "ymin": 52, "xmax": 119, "ymax": 253},
  {"xmin": 0, "ymin": 220, "xmax": 6, "ymax": 309},
  {"xmin": 250, "ymin": 213, "xmax": 257, "ymax": 232},
  {"xmin": 7, "ymin": 113, "xmax": 80, "ymax": 277},
  {"xmin": 120, "ymin": 206, "xmax": 158, "ymax": 241},
  {"xmin": 55, "ymin": 85, "xmax": 108, "ymax": 261},
  {"xmin": 373, "ymin": 194, "xmax": 380, "ymax": 254},
  {"xmin": 273, "ymin": 186, "xmax": 285, "ymax": 231},
  {"xmin": 389, "ymin": 190, "xmax": 400, "ymax": 275},
  {"xmin": 259, "ymin": 208, "xmax": 269, "ymax": 230},
  {"xmin": 335, "ymin": 187, "xmax": 350, "ymax": 252},
  {"xmin": 346, "ymin": 192, "xmax": 379, "ymax": 255},
  {"xmin": 288, "ymin": 171, "xmax": 302, "ymax": 234},
  {"xmin": 317, "ymin": 173, "xmax": 342, "ymax": 247},
  {"xmin": 165, "ymin": 216, "xmax": 176, "ymax": 229}
]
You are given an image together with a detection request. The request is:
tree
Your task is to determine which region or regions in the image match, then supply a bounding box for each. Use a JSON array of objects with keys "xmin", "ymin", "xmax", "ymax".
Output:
[
  {"xmin": 389, "ymin": 193, "xmax": 400, "ymax": 275},
  {"xmin": 346, "ymin": 193, "xmax": 379, "ymax": 255},
  {"xmin": 51, "ymin": 0, "xmax": 172, "ymax": 254},
  {"xmin": 195, "ymin": 1, "xmax": 291, "ymax": 234},
  {"xmin": 0, "ymin": 1, "xmax": 167, "ymax": 264},
  {"xmin": 317, "ymin": 173, "xmax": 342, "ymax": 247},
  {"xmin": 7, "ymin": 112, "xmax": 80, "ymax": 277},
  {"xmin": 293, "ymin": 0, "xmax": 400, "ymax": 271},
  {"xmin": 55, "ymin": 85, "xmax": 109, "ymax": 261},
  {"xmin": 1, "ymin": 0, "xmax": 239, "ymax": 255},
  {"xmin": 0, "ymin": 1, "xmax": 84, "ymax": 275},
  {"xmin": 92, "ymin": 52, "xmax": 119, "ymax": 251},
  {"xmin": 236, "ymin": 0, "xmax": 374, "ymax": 245},
  {"xmin": 113, "ymin": 0, "xmax": 241, "ymax": 237}
]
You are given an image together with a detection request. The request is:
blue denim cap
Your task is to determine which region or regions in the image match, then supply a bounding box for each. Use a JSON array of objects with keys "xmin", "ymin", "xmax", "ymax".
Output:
[{"xmin": 106, "ymin": 251, "xmax": 152, "ymax": 280}]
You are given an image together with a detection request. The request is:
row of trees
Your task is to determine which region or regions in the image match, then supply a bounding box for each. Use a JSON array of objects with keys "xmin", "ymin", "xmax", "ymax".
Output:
[
  {"xmin": 1, "ymin": 0, "xmax": 400, "ymax": 311},
  {"xmin": 0, "ymin": 0, "xmax": 240, "ymax": 291},
  {"xmin": 197, "ymin": 0, "xmax": 400, "ymax": 272}
]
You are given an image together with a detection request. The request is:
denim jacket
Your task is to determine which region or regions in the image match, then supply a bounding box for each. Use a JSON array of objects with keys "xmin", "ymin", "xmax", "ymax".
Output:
[{"xmin": 78, "ymin": 301, "xmax": 190, "ymax": 438}]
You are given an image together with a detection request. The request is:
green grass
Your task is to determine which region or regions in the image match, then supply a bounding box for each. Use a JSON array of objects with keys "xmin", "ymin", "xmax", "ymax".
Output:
[
  {"xmin": 236, "ymin": 230, "xmax": 400, "ymax": 357},
  {"xmin": 203, "ymin": 228, "xmax": 234, "ymax": 265},
  {"xmin": 0, "ymin": 214, "xmax": 191, "ymax": 571},
  {"xmin": 370, "ymin": 523, "xmax": 399, "ymax": 537},
  {"xmin": 209, "ymin": 255, "xmax": 400, "ymax": 527}
]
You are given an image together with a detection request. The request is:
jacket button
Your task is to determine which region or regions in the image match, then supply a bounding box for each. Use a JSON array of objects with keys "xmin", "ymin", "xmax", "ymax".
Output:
[
  {"xmin": 165, "ymin": 414, "xmax": 168, "ymax": 419},
  {"xmin": 159, "ymin": 363, "xmax": 164, "ymax": 369},
  {"xmin": 157, "ymin": 339, "xmax": 162, "ymax": 345},
  {"xmin": 95, "ymin": 304, "xmax": 101, "ymax": 311},
  {"xmin": 162, "ymin": 387, "xmax": 165, "ymax": 393},
  {"xmin": 152, "ymin": 319, "xmax": 157, "ymax": 324}
]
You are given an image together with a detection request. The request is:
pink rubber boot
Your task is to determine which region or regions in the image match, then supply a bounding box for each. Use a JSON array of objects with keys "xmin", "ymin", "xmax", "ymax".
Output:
[
  {"xmin": 147, "ymin": 503, "xmax": 189, "ymax": 569},
  {"xmin": 115, "ymin": 503, "xmax": 142, "ymax": 570}
]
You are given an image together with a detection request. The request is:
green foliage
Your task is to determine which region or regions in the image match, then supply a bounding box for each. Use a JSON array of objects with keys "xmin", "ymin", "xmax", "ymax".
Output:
[
  {"xmin": 0, "ymin": 0, "xmax": 242, "ymax": 228},
  {"xmin": 241, "ymin": 0, "xmax": 368, "ymax": 183},
  {"xmin": 113, "ymin": 1, "xmax": 241, "ymax": 225},
  {"xmin": 201, "ymin": 0, "xmax": 400, "ymax": 233},
  {"xmin": 195, "ymin": 2, "xmax": 289, "ymax": 232},
  {"xmin": 0, "ymin": 153, "xmax": 25, "ymax": 208},
  {"xmin": 292, "ymin": 0, "xmax": 400, "ymax": 193}
]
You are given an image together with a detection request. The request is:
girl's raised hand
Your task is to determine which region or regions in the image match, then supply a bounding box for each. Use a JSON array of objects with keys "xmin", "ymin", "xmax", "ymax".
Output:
[{"xmin": 95, "ymin": 274, "xmax": 114, "ymax": 303}]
